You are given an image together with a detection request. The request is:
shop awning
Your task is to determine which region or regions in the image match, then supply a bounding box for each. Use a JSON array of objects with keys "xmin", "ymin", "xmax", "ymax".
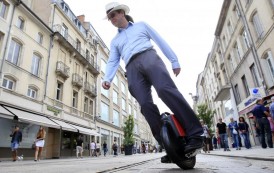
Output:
[
  {"xmin": 0, "ymin": 105, "xmax": 14, "ymax": 119},
  {"xmin": 3, "ymin": 106, "xmax": 60, "ymax": 129},
  {"xmin": 70, "ymin": 124, "xmax": 101, "ymax": 136},
  {"xmin": 50, "ymin": 118, "xmax": 78, "ymax": 132}
]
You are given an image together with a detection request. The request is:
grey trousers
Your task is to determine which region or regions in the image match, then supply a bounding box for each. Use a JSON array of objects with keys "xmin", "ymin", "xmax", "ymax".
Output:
[{"xmin": 126, "ymin": 49, "xmax": 203, "ymax": 143}]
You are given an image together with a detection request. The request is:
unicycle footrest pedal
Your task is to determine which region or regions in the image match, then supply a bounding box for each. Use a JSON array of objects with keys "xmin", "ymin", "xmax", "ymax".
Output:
[{"xmin": 184, "ymin": 148, "xmax": 201, "ymax": 158}]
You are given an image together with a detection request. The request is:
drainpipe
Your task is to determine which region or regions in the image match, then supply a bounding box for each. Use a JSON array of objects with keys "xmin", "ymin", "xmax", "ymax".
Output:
[
  {"xmin": 235, "ymin": 0, "xmax": 268, "ymax": 96},
  {"xmin": 0, "ymin": 2, "xmax": 19, "ymax": 84}
]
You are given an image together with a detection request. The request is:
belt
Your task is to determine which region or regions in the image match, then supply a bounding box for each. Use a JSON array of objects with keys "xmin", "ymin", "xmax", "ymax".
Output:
[{"xmin": 127, "ymin": 48, "xmax": 153, "ymax": 66}]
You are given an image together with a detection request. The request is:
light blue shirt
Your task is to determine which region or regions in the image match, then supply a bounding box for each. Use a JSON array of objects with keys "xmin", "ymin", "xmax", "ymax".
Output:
[{"xmin": 103, "ymin": 21, "xmax": 180, "ymax": 83}]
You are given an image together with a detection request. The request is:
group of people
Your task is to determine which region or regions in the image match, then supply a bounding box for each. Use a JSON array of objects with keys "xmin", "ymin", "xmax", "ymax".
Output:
[
  {"xmin": 10, "ymin": 125, "xmax": 46, "ymax": 162},
  {"xmin": 215, "ymin": 117, "xmax": 252, "ymax": 151}
]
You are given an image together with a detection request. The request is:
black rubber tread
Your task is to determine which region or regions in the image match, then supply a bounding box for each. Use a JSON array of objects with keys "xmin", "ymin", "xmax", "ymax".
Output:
[{"xmin": 160, "ymin": 125, "xmax": 196, "ymax": 170}]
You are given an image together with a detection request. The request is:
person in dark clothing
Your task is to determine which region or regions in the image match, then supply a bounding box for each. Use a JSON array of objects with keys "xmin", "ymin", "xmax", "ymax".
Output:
[
  {"xmin": 76, "ymin": 136, "xmax": 83, "ymax": 158},
  {"xmin": 10, "ymin": 125, "xmax": 22, "ymax": 161},
  {"xmin": 112, "ymin": 140, "xmax": 118, "ymax": 156},
  {"xmin": 238, "ymin": 117, "xmax": 251, "ymax": 149},
  {"xmin": 103, "ymin": 141, "xmax": 108, "ymax": 156},
  {"xmin": 216, "ymin": 118, "xmax": 230, "ymax": 151},
  {"xmin": 251, "ymin": 99, "xmax": 273, "ymax": 148}
]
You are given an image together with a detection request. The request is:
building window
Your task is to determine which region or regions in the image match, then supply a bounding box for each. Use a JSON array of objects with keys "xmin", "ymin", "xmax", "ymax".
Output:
[
  {"xmin": 227, "ymin": 20, "xmax": 234, "ymax": 36},
  {"xmin": 271, "ymin": 0, "xmax": 274, "ymax": 9},
  {"xmin": 241, "ymin": 75, "xmax": 250, "ymax": 97},
  {"xmin": 251, "ymin": 12, "xmax": 264, "ymax": 39},
  {"xmin": 56, "ymin": 81, "xmax": 63, "ymax": 101},
  {"xmin": 27, "ymin": 87, "xmax": 37, "ymax": 99},
  {"xmin": 7, "ymin": 39, "xmax": 21, "ymax": 65},
  {"xmin": 113, "ymin": 75, "xmax": 118, "ymax": 86},
  {"xmin": 101, "ymin": 102, "xmax": 109, "ymax": 122},
  {"xmin": 113, "ymin": 109, "xmax": 119, "ymax": 126},
  {"xmin": 134, "ymin": 109, "xmax": 137, "ymax": 119},
  {"xmin": 76, "ymin": 39, "xmax": 81, "ymax": 52},
  {"xmin": 250, "ymin": 64, "xmax": 260, "ymax": 87},
  {"xmin": 84, "ymin": 97, "xmax": 88, "ymax": 113},
  {"xmin": 264, "ymin": 51, "xmax": 274, "ymax": 79},
  {"xmin": 0, "ymin": 1, "xmax": 8, "ymax": 19},
  {"xmin": 233, "ymin": 5, "xmax": 240, "ymax": 19},
  {"xmin": 240, "ymin": 29, "xmax": 250, "ymax": 52},
  {"xmin": 2, "ymin": 76, "xmax": 15, "ymax": 90},
  {"xmin": 16, "ymin": 17, "xmax": 25, "ymax": 30},
  {"xmin": 61, "ymin": 24, "xmax": 68, "ymax": 39},
  {"xmin": 31, "ymin": 54, "xmax": 41, "ymax": 76},
  {"xmin": 37, "ymin": 32, "xmax": 43, "ymax": 44},
  {"xmin": 89, "ymin": 100, "xmax": 93, "ymax": 115},
  {"xmin": 101, "ymin": 59, "xmax": 106, "ymax": 74},
  {"xmin": 113, "ymin": 90, "xmax": 118, "ymax": 104},
  {"xmin": 234, "ymin": 84, "xmax": 241, "ymax": 104},
  {"xmin": 128, "ymin": 104, "xmax": 132, "ymax": 115},
  {"xmin": 122, "ymin": 98, "xmax": 126, "ymax": 111},
  {"xmin": 72, "ymin": 91, "xmax": 78, "ymax": 108},
  {"xmin": 0, "ymin": 32, "xmax": 4, "ymax": 50},
  {"xmin": 121, "ymin": 82, "xmax": 126, "ymax": 94},
  {"xmin": 233, "ymin": 42, "xmax": 242, "ymax": 61},
  {"xmin": 227, "ymin": 54, "xmax": 235, "ymax": 73}
]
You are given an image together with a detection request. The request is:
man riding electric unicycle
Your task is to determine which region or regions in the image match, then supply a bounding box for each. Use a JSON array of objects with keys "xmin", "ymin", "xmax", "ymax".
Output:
[{"xmin": 102, "ymin": 2, "xmax": 203, "ymax": 169}]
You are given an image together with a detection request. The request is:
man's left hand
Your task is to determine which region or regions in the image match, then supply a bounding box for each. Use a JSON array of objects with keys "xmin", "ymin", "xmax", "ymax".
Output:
[{"xmin": 173, "ymin": 68, "xmax": 181, "ymax": 77}]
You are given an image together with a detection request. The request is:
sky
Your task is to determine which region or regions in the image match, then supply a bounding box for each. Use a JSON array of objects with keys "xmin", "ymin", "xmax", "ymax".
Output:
[{"xmin": 64, "ymin": 0, "xmax": 224, "ymax": 113}]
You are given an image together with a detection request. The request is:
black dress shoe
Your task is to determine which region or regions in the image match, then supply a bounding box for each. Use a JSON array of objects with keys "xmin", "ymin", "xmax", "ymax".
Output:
[
  {"xmin": 184, "ymin": 136, "xmax": 204, "ymax": 153},
  {"xmin": 161, "ymin": 155, "xmax": 172, "ymax": 163}
]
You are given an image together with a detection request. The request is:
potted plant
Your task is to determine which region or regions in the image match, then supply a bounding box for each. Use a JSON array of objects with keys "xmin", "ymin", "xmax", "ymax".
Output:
[{"xmin": 123, "ymin": 115, "xmax": 134, "ymax": 155}]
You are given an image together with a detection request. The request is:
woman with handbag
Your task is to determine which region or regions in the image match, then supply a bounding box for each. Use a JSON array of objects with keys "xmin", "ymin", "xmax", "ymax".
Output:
[
  {"xmin": 238, "ymin": 117, "xmax": 251, "ymax": 149},
  {"xmin": 34, "ymin": 126, "xmax": 46, "ymax": 161}
]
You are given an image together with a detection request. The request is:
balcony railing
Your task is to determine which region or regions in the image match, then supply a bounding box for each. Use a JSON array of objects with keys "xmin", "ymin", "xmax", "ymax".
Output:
[
  {"xmin": 84, "ymin": 81, "xmax": 97, "ymax": 97},
  {"xmin": 72, "ymin": 73, "xmax": 83, "ymax": 88},
  {"xmin": 53, "ymin": 24, "xmax": 100, "ymax": 75},
  {"xmin": 56, "ymin": 61, "xmax": 70, "ymax": 79}
]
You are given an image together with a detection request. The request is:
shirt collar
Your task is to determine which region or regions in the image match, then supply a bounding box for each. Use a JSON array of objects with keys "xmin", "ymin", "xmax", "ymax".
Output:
[{"xmin": 118, "ymin": 22, "xmax": 133, "ymax": 32}]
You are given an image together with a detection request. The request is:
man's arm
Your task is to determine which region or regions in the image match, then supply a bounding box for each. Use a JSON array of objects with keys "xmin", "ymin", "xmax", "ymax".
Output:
[{"xmin": 144, "ymin": 22, "xmax": 180, "ymax": 70}]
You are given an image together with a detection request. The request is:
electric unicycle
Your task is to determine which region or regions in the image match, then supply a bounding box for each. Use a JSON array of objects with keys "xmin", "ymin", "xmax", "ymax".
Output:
[{"xmin": 160, "ymin": 112, "xmax": 200, "ymax": 170}]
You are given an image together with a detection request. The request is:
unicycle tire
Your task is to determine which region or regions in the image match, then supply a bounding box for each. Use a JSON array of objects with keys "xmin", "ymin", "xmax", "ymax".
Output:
[{"xmin": 160, "ymin": 125, "xmax": 196, "ymax": 170}]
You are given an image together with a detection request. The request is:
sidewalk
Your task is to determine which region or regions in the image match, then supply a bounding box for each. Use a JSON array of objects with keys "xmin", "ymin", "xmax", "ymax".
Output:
[{"xmin": 202, "ymin": 146, "xmax": 274, "ymax": 161}]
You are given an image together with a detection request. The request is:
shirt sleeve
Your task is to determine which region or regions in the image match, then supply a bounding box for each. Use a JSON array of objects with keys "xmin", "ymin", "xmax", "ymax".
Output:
[
  {"xmin": 103, "ymin": 42, "xmax": 121, "ymax": 83},
  {"xmin": 143, "ymin": 22, "xmax": 180, "ymax": 69}
]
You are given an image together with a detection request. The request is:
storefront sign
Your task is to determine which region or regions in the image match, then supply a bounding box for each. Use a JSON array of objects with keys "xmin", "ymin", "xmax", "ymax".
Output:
[{"xmin": 47, "ymin": 106, "xmax": 60, "ymax": 115}]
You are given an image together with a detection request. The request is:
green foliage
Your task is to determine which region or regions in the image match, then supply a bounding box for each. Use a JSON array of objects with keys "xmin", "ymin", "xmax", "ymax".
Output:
[
  {"xmin": 123, "ymin": 115, "xmax": 134, "ymax": 146},
  {"xmin": 197, "ymin": 104, "xmax": 215, "ymax": 130}
]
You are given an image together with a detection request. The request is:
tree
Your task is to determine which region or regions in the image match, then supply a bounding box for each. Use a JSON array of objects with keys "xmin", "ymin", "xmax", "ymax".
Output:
[
  {"xmin": 123, "ymin": 115, "xmax": 134, "ymax": 146},
  {"xmin": 196, "ymin": 104, "xmax": 215, "ymax": 130}
]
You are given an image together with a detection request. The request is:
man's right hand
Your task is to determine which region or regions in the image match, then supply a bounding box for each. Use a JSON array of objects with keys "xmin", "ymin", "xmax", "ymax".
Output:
[{"xmin": 102, "ymin": 81, "xmax": 111, "ymax": 90}]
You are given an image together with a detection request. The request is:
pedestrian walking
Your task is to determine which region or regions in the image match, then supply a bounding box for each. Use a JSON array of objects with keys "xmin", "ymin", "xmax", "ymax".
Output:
[
  {"xmin": 200, "ymin": 120, "xmax": 211, "ymax": 153},
  {"xmin": 103, "ymin": 141, "xmax": 108, "ymax": 156},
  {"xmin": 267, "ymin": 116, "xmax": 274, "ymax": 144},
  {"xmin": 76, "ymin": 135, "xmax": 83, "ymax": 158},
  {"xmin": 96, "ymin": 141, "xmax": 101, "ymax": 157},
  {"xmin": 212, "ymin": 135, "xmax": 217, "ymax": 150},
  {"xmin": 10, "ymin": 125, "xmax": 22, "ymax": 162},
  {"xmin": 34, "ymin": 126, "xmax": 46, "ymax": 161},
  {"xmin": 228, "ymin": 118, "xmax": 241, "ymax": 150},
  {"xmin": 251, "ymin": 99, "xmax": 273, "ymax": 148},
  {"xmin": 102, "ymin": 2, "xmax": 203, "ymax": 164},
  {"xmin": 216, "ymin": 118, "xmax": 230, "ymax": 151},
  {"xmin": 238, "ymin": 117, "xmax": 251, "ymax": 149},
  {"xmin": 90, "ymin": 140, "xmax": 96, "ymax": 157},
  {"xmin": 112, "ymin": 140, "xmax": 118, "ymax": 156}
]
